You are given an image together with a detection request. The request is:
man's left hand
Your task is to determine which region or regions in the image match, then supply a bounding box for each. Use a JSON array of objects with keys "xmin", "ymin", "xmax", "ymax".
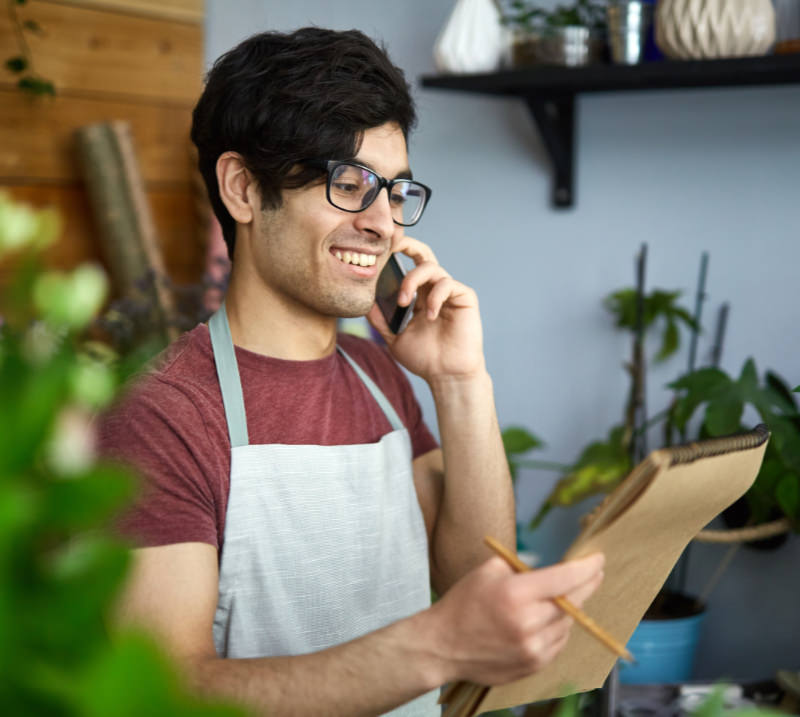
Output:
[{"xmin": 367, "ymin": 236, "xmax": 485, "ymax": 383}]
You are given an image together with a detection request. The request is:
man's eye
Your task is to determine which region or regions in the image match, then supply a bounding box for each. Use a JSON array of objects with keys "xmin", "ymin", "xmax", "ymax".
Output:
[
  {"xmin": 332, "ymin": 182, "xmax": 361, "ymax": 194},
  {"xmin": 389, "ymin": 191, "xmax": 407, "ymax": 206}
]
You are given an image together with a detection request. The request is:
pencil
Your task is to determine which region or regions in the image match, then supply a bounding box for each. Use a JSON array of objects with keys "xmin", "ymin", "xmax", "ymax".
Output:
[{"xmin": 484, "ymin": 535, "xmax": 634, "ymax": 664}]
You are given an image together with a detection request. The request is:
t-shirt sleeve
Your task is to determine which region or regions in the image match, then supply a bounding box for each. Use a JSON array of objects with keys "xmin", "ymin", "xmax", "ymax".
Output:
[{"xmin": 96, "ymin": 379, "xmax": 226, "ymax": 549}]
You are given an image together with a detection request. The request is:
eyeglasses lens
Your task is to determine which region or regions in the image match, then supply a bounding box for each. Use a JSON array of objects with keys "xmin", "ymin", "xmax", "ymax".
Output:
[{"xmin": 328, "ymin": 164, "xmax": 426, "ymax": 226}]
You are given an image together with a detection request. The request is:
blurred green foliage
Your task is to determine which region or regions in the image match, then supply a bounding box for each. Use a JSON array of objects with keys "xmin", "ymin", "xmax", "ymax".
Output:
[
  {"xmin": 0, "ymin": 193, "xmax": 246, "ymax": 716},
  {"xmin": 605, "ymin": 288, "xmax": 698, "ymax": 363},
  {"xmin": 670, "ymin": 361, "xmax": 800, "ymax": 530}
]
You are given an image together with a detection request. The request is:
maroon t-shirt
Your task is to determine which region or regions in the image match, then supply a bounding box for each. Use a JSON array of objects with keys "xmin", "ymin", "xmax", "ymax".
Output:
[{"xmin": 97, "ymin": 324, "xmax": 438, "ymax": 549}]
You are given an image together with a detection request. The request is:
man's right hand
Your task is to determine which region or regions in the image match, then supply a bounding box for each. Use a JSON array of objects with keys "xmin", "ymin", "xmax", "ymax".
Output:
[{"xmin": 423, "ymin": 552, "xmax": 605, "ymax": 686}]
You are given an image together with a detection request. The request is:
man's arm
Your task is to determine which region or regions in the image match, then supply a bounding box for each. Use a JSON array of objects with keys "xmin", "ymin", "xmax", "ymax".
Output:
[
  {"xmin": 115, "ymin": 542, "xmax": 604, "ymax": 717},
  {"xmin": 412, "ymin": 374, "xmax": 514, "ymax": 595},
  {"xmin": 369, "ymin": 237, "xmax": 515, "ymax": 594}
]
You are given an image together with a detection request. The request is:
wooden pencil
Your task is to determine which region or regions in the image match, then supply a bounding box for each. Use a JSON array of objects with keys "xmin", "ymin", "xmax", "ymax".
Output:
[{"xmin": 484, "ymin": 535, "xmax": 634, "ymax": 664}]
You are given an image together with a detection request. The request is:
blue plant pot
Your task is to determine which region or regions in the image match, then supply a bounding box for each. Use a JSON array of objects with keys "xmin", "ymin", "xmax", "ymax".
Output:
[{"xmin": 620, "ymin": 611, "xmax": 706, "ymax": 684}]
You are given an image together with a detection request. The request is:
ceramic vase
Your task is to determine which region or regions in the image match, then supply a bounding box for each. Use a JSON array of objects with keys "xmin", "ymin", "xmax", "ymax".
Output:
[
  {"xmin": 433, "ymin": 0, "xmax": 507, "ymax": 73},
  {"xmin": 655, "ymin": 0, "xmax": 776, "ymax": 59}
]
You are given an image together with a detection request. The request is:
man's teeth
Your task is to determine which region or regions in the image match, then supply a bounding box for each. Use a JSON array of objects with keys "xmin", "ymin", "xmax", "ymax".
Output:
[{"xmin": 334, "ymin": 250, "xmax": 376, "ymax": 267}]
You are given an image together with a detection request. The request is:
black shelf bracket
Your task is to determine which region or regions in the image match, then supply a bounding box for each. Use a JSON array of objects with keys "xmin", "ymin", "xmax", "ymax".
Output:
[{"xmin": 524, "ymin": 94, "xmax": 576, "ymax": 209}]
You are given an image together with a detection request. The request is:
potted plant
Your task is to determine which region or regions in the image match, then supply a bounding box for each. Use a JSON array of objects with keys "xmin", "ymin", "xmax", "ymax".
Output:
[
  {"xmin": 504, "ymin": 247, "xmax": 798, "ymax": 685},
  {"xmin": 500, "ymin": 0, "xmax": 607, "ymax": 67}
]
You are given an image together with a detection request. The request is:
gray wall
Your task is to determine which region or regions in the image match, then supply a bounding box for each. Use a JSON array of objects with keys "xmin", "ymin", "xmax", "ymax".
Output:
[{"xmin": 207, "ymin": 0, "xmax": 800, "ymax": 684}]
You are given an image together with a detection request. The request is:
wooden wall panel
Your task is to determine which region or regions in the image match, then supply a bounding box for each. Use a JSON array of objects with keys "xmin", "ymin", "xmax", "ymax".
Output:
[
  {"xmin": 1, "ymin": 185, "xmax": 205, "ymax": 287},
  {"xmin": 0, "ymin": 90, "xmax": 194, "ymax": 184},
  {"xmin": 0, "ymin": 0, "xmax": 206, "ymax": 292},
  {"xmin": 0, "ymin": 0, "xmax": 203, "ymax": 104},
  {"xmin": 50, "ymin": 0, "xmax": 204, "ymax": 24}
]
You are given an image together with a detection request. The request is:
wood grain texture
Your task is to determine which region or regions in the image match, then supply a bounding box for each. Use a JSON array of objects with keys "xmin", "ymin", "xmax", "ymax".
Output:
[
  {"xmin": 0, "ymin": 0, "xmax": 203, "ymax": 104},
  {"xmin": 47, "ymin": 0, "xmax": 204, "ymax": 25},
  {"xmin": 0, "ymin": 184, "xmax": 205, "ymax": 287},
  {"xmin": 0, "ymin": 90, "xmax": 194, "ymax": 184}
]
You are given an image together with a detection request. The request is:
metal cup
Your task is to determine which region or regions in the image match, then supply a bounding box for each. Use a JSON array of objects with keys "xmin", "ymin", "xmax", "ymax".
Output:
[{"xmin": 607, "ymin": 1, "xmax": 653, "ymax": 65}]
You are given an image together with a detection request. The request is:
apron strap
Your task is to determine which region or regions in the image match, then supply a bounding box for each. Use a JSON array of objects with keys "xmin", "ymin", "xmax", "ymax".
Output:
[
  {"xmin": 208, "ymin": 303, "xmax": 250, "ymax": 448},
  {"xmin": 337, "ymin": 347, "xmax": 405, "ymax": 432}
]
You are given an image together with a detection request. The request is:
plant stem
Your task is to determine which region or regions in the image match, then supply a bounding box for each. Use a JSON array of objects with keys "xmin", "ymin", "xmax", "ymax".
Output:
[
  {"xmin": 710, "ymin": 302, "xmax": 730, "ymax": 369},
  {"xmin": 8, "ymin": 0, "xmax": 33, "ymax": 71},
  {"xmin": 687, "ymin": 252, "xmax": 708, "ymax": 375},
  {"xmin": 513, "ymin": 459, "xmax": 573, "ymax": 472},
  {"xmin": 625, "ymin": 244, "xmax": 648, "ymax": 464}
]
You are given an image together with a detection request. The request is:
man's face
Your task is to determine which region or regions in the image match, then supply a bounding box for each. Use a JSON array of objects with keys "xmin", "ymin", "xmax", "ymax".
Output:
[{"xmin": 249, "ymin": 122, "xmax": 409, "ymax": 321}]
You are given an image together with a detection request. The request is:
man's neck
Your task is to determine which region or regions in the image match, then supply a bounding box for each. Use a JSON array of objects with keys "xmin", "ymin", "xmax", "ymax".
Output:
[{"xmin": 222, "ymin": 274, "xmax": 339, "ymax": 361}]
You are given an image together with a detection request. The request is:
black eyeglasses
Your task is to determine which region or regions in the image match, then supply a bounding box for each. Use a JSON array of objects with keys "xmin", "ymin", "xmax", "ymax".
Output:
[{"xmin": 306, "ymin": 160, "xmax": 432, "ymax": 227}]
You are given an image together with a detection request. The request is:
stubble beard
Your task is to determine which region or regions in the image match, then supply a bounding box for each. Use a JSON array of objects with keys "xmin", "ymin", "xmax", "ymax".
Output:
[{"xmin": 314, "ymin": 281, "xmax": 377, "ymax": 319}]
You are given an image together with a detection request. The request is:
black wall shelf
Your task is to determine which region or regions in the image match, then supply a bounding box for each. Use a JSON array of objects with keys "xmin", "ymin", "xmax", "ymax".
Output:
[{"xmin": 420, "ymin": 54, "xmax": 800, "ymax": 208}]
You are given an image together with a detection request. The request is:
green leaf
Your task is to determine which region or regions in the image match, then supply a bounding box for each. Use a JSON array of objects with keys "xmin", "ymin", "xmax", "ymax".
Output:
[
  {"xmin": 669, "ymin": 368, "xmax": 732, "ymax": 431},
  {"xmin": 553, "ymin": 694, "xmax": 581, "ymax": 717},
  {"xmin": 33, "ymin": 265, "xmax": 108, "ymax": 329},
  {"xmin": 547, "ymin": 426, "xmax": 632, "ymax": 508},
  {"xmin": 738, "ymin": 358, "xmax": 759, "ymax": 396},
  {"xmin": 765, "ymin": 371, "xmax": 799, "ymax": 411},
  {"xmin": 502, "ymin": 426, "xmax": 543, "ymax": 456},
  {"xmin": 605, "ymin": 287, "xmax": 697, "ymax": 365},
  {"xmin": 775, "ymin": 473, "xmax": 799, "ymax": 521},
  {"xmin": 5, "ymin": 56, "xmax": 28, "ymax": 73},
  {"xmin": 17, "ymin": 76, "xmax": 56, "ymax": 96},
  {"xmin": 704, "ymin": 395, "xmax": 743, "ymax": 436},
  {"xmin": 0, "ymin": 347, "xmax": 72, "ymax": 474},
  {"xmin": 40, "ymin": 464, "xmax": 137, "ymax": 531},
  {"xmin": 690, "ymin": 688, "xmax": 725, "ymax": 717},
  {"xmin": 655, "ymin": 317, "xmax": 679, "ymax": 362}
]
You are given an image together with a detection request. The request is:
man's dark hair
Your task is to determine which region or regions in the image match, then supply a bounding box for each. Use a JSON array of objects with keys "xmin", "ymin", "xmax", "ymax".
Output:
[{"xmin": 191, "ymin": 27, "xmax": 417, "ymax": 259}]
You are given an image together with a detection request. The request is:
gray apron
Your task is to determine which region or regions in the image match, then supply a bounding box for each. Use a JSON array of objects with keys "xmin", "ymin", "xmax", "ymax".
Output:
[{"xmin": 208, "ymin": 304, "xmax": 439, "ymax": 715}]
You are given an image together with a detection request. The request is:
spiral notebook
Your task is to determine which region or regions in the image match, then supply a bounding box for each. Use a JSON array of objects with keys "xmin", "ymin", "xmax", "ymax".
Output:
[{"xmin": 441, "ymin": 425, "xmax": 770, "ymax": 716}]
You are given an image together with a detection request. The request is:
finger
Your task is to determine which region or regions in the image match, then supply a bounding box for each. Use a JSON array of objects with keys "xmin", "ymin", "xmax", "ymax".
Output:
[
  {"xmin": 398, "ymin": 261, "xmax": 451, "ymax": 306},
  {"xmin": 517, "ymin": 614, "xmax": 574, "ymax": 675},
  {"xmin": 392, "ymin": 236, "xmax": 438, "ymax": 266},
  {"xmin": 423, "ymin": 276, "xmax": 460, "ymax": 320},
  {"xmin": 519, "ymin": 553, "xmax": 605, "ymax": 601},
  {"xmin": 539, "ymin": 619, "xmax": 573, "ymax": 663},
  {"xmin": 365, "ymin": 303, "xmax": 395, "ymax": 345},
  {"xmin": 563, "ymin": 567, "xmax": 604, "ymax": 609}
]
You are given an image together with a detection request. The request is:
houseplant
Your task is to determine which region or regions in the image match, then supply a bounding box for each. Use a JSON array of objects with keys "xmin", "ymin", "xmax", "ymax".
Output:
[{"xmin": 500, "ymin": 0, "xmax": 607, "ymax": 66}]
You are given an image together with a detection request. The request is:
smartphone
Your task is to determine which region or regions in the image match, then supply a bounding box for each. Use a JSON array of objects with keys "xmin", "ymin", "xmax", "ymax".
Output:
[{"xmin": 375, "ymin": 253, "xmax": 415, "ymax": 334}]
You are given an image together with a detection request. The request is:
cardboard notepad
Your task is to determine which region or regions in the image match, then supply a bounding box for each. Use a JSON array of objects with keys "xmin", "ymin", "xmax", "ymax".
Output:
[{"xmin": 442, "ymin": 425, "xmax": 770, "ymax": 716}]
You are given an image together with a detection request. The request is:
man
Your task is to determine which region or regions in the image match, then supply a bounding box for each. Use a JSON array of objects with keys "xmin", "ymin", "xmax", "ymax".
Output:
[{"xmin": 101, "ymin": 27, "xmax": 604, "ymax": 716}]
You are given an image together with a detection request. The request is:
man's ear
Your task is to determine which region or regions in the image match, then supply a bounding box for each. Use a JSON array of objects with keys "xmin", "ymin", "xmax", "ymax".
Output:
[{"xmin": 216, "ymin": 152, "xmax": 256, "ymax": 225}]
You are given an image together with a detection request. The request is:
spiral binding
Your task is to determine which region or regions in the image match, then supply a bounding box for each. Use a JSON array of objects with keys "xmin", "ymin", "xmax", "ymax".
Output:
[{"xmin": 666, "ymin": 424, "xmax": 770, "ymax": 467}]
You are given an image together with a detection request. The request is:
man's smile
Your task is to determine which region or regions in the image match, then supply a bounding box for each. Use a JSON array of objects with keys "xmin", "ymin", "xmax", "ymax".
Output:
[{"xmin": 332, "ymin": 249, "xmax": 378, "ymax": 267}]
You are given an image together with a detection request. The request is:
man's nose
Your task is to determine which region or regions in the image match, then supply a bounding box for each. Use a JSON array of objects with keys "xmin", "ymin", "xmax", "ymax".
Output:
[{"xmin": 352, "ymin": 187, "xmax": 395, "ymax": 239}]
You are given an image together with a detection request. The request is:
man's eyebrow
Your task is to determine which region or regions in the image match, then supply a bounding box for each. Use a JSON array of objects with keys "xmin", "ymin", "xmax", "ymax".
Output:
[{"xmin": 352, "ymin": 159, "xmax": 413, "ymax": 180}]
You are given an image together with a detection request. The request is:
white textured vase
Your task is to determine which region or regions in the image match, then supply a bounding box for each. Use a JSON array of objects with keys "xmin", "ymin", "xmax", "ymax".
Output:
[
  {"xmin": 433, "ymin": 0, "xmax": 507, "ymax": 73},
  {"xmin": 655, "ymin": 0, "xmax": 776, "ymax": 59}
]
